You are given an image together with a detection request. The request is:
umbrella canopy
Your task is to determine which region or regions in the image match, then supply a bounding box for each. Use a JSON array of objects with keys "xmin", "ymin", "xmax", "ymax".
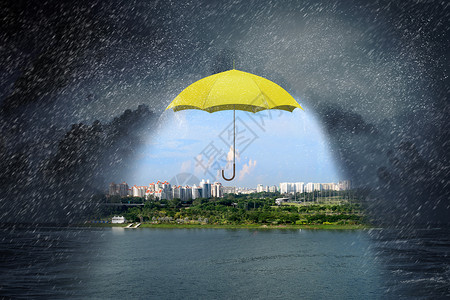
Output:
[
  {"xmin": 166, "ymin": 68, "xmax": 302, "ymax": 181},
  {"xmin": 166, "ymin": 69, "xmax": 302, "ymax": 113}
]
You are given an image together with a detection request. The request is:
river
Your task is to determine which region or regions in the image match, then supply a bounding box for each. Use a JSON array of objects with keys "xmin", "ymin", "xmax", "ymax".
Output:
[{"xmin": 0, "ymin": 227, "xmax": 448, "ymax": 299}]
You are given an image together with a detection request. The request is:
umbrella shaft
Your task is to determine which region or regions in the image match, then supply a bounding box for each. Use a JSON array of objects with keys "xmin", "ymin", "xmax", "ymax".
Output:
[
  {"xmin": 222, "ymin": 108, "xmax": 236, "ymax": 181},
  {"xmin": 233, "ymin": 108, "xmax": 235, "ymax": 165}
]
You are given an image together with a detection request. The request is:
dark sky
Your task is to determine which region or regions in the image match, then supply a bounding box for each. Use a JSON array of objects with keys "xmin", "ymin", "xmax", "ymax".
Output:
[{"xmin": 0, "ymin": 0, "xmax": 448, "ymax": 225}]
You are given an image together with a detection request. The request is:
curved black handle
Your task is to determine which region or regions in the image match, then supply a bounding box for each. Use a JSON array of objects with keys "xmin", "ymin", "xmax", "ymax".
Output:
[{"xmin": 222, "ymin": 163, "xmax": 235, "ymax": 181}]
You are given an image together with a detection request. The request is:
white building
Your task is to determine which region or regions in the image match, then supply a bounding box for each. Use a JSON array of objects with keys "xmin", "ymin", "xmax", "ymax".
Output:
[
  {"xmin": 112, "ymin": 216, "xmax": 126, "ymax": 223},
  {"xmin": 321, "ymin": 183, "xmax": 336, "ymax": 191},
  {"xmin": 280, "ymin": 182, "xmax": 304, "ymax": 194},
  {"xmin": 313, "ymin": 183, "xmax": 322, "ymax": 191},
  {"xmin": 235, "ymin": 187, "xmax": 256, "ymax": 194},
  {"xmin": 109, "ymin": 182, "xmax": 129, "ymax": 197},
  {"xmin": 305, "ymin": 183, "xmax": 322, "ymax": 192},
  {"xmin": 212, "ymin": 182, "xmax": 223, "ymax": 198},
  {"xmin": 154, "ymin": 190, "xmax": 162, "ymax": 200},
  {"xmin": 109, "ymin": 182, "xmax": 117, "ymax": 196},
  {"xmin": 256, "ymin": 184, "xmax": 264, "ymax": 193},
  {"xmin": 275, "ymin": 198, "xmax": 289, "ymax": 205},
  {"xmin": 222, "ymin": 186, "xmax": 236, "ymax": 194},
  {"xmin": 182, "ymin": 186, "xmax": 192, "ymax": 201},
  {"xmin": 172, "ymin": 186, "xmax": 181, "ymax": 199},
  {"xmin": 279, "ymin": 182, "xmax": 293, "ymax": 194},
  {"xmin": 269, "ymin": 185, "xmax": 278, "ymax": 193},
  {"xmin": 132, "ymin": 185, "xmax": 146, "ymax": 197},
  {"xmin": 145, "ymin": 188, "xmax": 152, "ymax": 199},
  {"xmin": 338, "ymin": 180, "xmax": 351, "ymax": 191},
  {"xmin": 294, "ymin": 182, "xmax": 304, "ymax": 193},
  {"xmin": 192, "ymin": 184, "xmax": 202, "ymax": 199},
  {"xmin": 200, "ymin": 179, "xmax": 212, "ymax": 198}
]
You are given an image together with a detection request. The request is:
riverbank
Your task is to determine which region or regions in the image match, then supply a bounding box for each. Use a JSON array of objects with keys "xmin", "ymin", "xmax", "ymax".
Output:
[{"xmin": 82, "ymin": 223, "xmax": 370, "ymax": 230}]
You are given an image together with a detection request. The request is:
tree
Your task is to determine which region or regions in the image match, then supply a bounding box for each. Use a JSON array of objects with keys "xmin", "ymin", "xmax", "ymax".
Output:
[
  {"xmin": 126, "ymin": 207, "xmax": 142, "ymax": 222},
  {"xmin": 169, "ymin": 198, "xmax": 181, "ymax": 209}
]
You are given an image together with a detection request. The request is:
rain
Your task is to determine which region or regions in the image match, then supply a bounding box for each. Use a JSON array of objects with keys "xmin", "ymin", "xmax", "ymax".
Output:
[{"xmin": 0, "ymin": 0, "xmax": 448, "ymax": 298}]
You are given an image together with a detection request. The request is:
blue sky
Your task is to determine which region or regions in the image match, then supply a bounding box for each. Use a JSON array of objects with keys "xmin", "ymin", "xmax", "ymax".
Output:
[{"xmin": 125, "ymin": 103, "xmax": 341, "ymax": 187}]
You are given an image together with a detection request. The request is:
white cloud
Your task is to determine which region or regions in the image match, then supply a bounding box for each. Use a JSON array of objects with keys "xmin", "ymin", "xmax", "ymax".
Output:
[
  {"xmin": 193, "ymin": 153, "xmax": 217, "ymax": 178},
  {"xmin": 193, "ymin": 154, "xmax": 204, "ymax": 176},
  {"xmin": 226, "ymin": 146, "xmax": 240, "ymax": 168},
  {"xmin": 239, "ymin": 159, "xmax": 257, "ymax": 180},
  {"xmin": 180, "ymin": 160, "xmax": 192, "ymax": 173}
]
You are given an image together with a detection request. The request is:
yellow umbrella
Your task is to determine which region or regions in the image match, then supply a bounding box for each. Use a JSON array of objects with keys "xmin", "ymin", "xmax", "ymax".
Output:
[{"xmin": 166, "ymin": 68, "xmax": 303, "ymax": 181}]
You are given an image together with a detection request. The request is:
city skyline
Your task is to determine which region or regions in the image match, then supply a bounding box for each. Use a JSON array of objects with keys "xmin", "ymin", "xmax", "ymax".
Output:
[
  {"xmin": 123, "ymin": 107, "xmax": 342, "ymax": 187},
  {"xmin": 109, "ymin": 178, "xmax": 225, "ymax": 202},
  {"xmin": 109, "ymin": 178, "xmax": 352, "ymax": 199}
]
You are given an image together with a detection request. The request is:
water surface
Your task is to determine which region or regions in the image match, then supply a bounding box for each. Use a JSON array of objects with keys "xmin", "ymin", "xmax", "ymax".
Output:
[{"xmin": 1, "ymin": 227, "xmax": 448, "ymax": 299}]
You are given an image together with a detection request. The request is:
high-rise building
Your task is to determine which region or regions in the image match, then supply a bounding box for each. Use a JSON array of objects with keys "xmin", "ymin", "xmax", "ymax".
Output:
[
  {"xmin": 179, "ymin": 186, "xmax": 186, "ymax": 201},
  {"xmin": 109, "ymin": 182, "xmax": 130, "ymax": 197},
  {"xmin": 256, "ymin": 184, "xmax": 264, "ymax": 193},
  {"xmin": 132, "ymin": 185, "xmax": 146, "ymax": 197},
  {"xmin": 212, "ymin": 182, "xmax": 223, "ymax": 198},
  {"xmin": 200, "ymin": 179, "xmax": 212, "ymax": 198},
  {"xmin": 294, "ymin": 182, "xmax": 304, "ymax": 193},
  {"xmin": 183, "ymin": 186, "xmax": 192, "ymax": 201},
  {"xmin": 109, "ymin": 182, "xmax": 118, "ymax": 196},
  {"xmin": 305, "ymin": 183, "xmax": 322, "ymax": 192},
  {"xmin": 338, "ymin": 180, "xmax": 351, "ymax": 190},
  {"xmin": 280, "ymin": 182, "xmax": 303, "ymax": 194},
  {"xmin": 191, "ymin": 184, "xmax": 202, "ymax": 199},
  {"xmin": 222, "ymin": 186, "xmax": 236, "ymax": 194},
  {"xmin": 140, "ymin": 186, "xmax": 147, "ymax": 197},
  {"xmin": 132, "ymin": 185, "xmax": 139, "ymax": 197},
  {"xmin": 154, "ymin": 190, "xmax": 162, "ymax": 200},
  {"xmin": 313, "ymin": 183, "xmax": 322, "ymax": 191},
  {"xmin": 119, "ymin": 182, "xmax": 129, "ymax": 197},
  {"xmin": 279, "ymin": 182, "xmax": 292, "ymax": 194},
  {"xmin": 162, "ymin": 181, "xmax": 172, "ymax": 200},
  {"xmin": 172, "ymin": 186, "xmax": 180, "ymax": 199},
  {"xmin": 269, "ymin": 185, "xmax": 278, "ymax": 193},
  {"xmin": 321, "ymin": 183, "xmax": 336, "ymax": 191}
]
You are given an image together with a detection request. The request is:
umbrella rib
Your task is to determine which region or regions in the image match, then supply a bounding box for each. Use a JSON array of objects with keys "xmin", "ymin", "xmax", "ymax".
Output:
[
  {"xmin": 203, "ymin": 75, "xmax": 221, "ymax": 112},
  {"xmin": 251, "ymin": 77, "xmax": 270, "ymax": 109}
]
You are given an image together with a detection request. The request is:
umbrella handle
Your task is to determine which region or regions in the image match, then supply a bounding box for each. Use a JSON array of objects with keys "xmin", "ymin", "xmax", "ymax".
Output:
[
  {"xmin": 222, "ymin": 163, "xmax": 235, "ymax": 181},
  {"xmin": 222, "ymin": 108, "xmax": 236, "ymax": 181}
]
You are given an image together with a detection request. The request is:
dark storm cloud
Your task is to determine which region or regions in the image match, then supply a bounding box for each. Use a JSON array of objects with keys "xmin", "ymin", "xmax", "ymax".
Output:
[
  {"xmin": 316, "ymin": 103, "xmax": 378, "ymax": 135},
  {"xmin": 0, "ymin": 105, "xmax": 154, "ymax": 223},
  {"xmin": 279, "ymin": 0, "xmax": 449, "ymax": 226},
  {"xmin": 211, "ymin": 49, "xmax": 239, "ymax": 74},
  {"xmin": 0, "ymin": 0, "xmax": 164, "ymax": 223},
  {"xmin": 45, "ymin": 105, "xmax": 154, "ymax": 185}
]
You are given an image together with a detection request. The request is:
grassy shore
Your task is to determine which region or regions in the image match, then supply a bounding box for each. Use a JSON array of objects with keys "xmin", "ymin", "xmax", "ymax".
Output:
[{"xmin": 82, "ymin": 223, "xmax": 370, "ymax": 230}]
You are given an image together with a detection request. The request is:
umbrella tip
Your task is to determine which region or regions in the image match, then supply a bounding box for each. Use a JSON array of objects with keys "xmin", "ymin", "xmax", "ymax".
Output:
[{"xmin": 233, "ymin": 59, "xmax": 235, "ymax": 70}]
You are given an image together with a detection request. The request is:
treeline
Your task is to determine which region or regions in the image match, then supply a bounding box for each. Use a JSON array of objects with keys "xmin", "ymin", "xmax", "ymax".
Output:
[
  {"xmin": 105, "ymin": 190, "xmax": 361, "ymax": 205},
  {"xmin": 94, "ymin": 192, "xmax": 366, "ymax": 226}
]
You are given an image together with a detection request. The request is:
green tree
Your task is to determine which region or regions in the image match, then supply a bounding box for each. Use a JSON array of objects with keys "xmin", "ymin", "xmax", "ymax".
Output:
[{"xmin": 169, "ymin": 198, "xmax": 181, "ymax": 209}]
